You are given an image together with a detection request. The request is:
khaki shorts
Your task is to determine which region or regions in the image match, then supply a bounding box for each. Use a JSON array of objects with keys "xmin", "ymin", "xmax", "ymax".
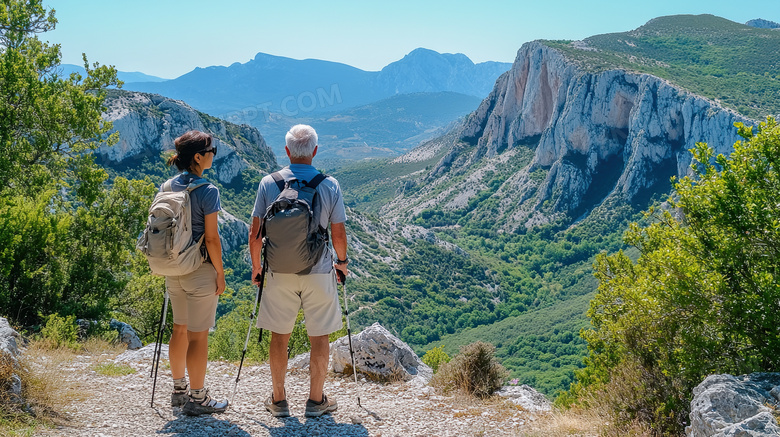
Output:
[
  {"xmin": 256, "ymin": 271, "xmax": 343, "ymax": 336},
  {"xmin": 166, "ymin": 262, "xmax": 218, "ymax": 332}
]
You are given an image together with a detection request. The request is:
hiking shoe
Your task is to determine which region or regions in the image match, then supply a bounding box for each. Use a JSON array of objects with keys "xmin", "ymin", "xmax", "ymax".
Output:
[
  {"xmin": 264, "ymin": 395, "xmax": 290, "ymax": 417},
  {"xmin": 305, "ymin": 394, "xmax": 338, "ymax": 417},
  {"xmin": 182, "ymin": 389, "xmax": 228, "ymax": 416},
  {"xmin": 171, "ymin": 387, "xmax": 189, "ymax": 408}
]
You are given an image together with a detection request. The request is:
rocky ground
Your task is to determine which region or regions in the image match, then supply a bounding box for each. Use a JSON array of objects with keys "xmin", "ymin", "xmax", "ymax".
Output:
[{"xmin": 34, "ymin": 348, "xmax": 556, "ymax": 437}]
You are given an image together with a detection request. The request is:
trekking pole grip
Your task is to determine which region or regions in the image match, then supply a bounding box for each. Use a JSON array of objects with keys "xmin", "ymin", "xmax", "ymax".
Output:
[{"xmin": 336, "ymin": 269, "xmax": 346, "ymax": 285}]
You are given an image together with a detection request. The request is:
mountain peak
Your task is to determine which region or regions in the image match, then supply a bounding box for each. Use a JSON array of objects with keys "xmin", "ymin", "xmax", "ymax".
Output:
[{"xmin": 745, "ymin": 18, "xmax": 780, "ymax": 29}]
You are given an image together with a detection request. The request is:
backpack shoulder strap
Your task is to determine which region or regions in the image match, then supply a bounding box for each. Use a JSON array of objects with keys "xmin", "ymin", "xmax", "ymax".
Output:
[
  {"xmin": 186, "ymin": 179, "xmax": 210, "ymax": 193},
  {"xmin": 161, "ymin": 178, "xmax": 174, "ymax": 192},
  {"xmin": 305, "ymin": 173, "xmax": 327, "ymax": 190},
  {"xmin": 270, "ymin": 172, "xmax": 285, "ymax": 192}
]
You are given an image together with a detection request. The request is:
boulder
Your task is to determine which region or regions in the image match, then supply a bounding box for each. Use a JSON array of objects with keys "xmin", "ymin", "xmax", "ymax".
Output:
[
  {"xmin": 330, "ymin": 322, "xmax": 433, "ymax": 384},
  {"xmin": 687, "ymin": 373, "xmax": 780, "ymax": 437},
  {"xmin": 495, "ymin": 385, "xmax": 551, "ymax": 412},
  {"xmin": 110, "ymin": 319, "xmax": 143, "ymax": 350},
  {"xmin": 0, "ymin": 317, "xmax": 23, "ymax": 399},
  {"xmin": 116, "ymin": 342, "xmax": 168, "ymax": 363}
]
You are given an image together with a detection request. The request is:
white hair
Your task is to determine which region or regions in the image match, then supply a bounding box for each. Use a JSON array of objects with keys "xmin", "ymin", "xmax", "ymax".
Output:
[{"xmin": 285, "ymin": 124, "xmax": 318, "ymax": 158}]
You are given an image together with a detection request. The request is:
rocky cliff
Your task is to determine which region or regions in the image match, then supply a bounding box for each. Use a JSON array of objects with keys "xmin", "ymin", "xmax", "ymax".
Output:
[
  {"xmin": 384, "ymin": 41, "xmax": 754, "ymax": 230},
  {"xmin": 100, "ymin": 90, "xmax": 277, "ymax": 185}
]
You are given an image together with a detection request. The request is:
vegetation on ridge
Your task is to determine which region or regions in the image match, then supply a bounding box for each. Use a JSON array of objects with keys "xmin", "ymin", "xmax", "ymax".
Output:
[{"xmin": 544, "ymin": 14, "xmax": 780, "ymax": 119}]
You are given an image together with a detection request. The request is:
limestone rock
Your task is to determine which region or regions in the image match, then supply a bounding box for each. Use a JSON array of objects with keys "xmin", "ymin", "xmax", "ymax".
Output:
[
  {"xmin": 288, "ymin": 352, "xmax": 310, "ymax": 371},
  {"xmin": 330, "ymin": 322, "xmax": 433, "ymax": 384},
  {"xmin": 109, "ymin": 319, "xmax": 143, "ymax": 350},
  {"xmin": 495, "ymin": 385, "xmax": 551, "ymax": 413},
  {"xmin": 116, "ymin": 342, "xmax": 168, "ymax": 363},
  {"xmin": 100, "ymin": 90, "xmax": 277, "ymax": 186},
  {"xmin": 218, "ymin": 210, "xmax": 250, "ymax": 256},
  {"xmin": 687, "ymin": 373, "xmax": 780, "ymax": 437},
  {"xmin": 0, "ymin": 317, "xmax": 23, "ymax": 399}
]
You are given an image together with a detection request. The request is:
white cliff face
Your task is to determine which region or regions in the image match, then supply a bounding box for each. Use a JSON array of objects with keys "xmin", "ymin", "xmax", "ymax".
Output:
[
  {"xmin": 391, "ymin": 41, "xmax": 753, "ymax": 230},
  {"xmin": 100, "ymin": 90, "xmax": 276, "ymax": 186}
]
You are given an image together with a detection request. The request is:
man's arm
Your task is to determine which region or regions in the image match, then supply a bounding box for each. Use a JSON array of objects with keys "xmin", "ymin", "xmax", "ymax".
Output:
[
  {"xmin": 331, "ymin": 221, "xmax": 348, "ymax": 277},
  {"xmin": 249, "ymin": 216, "xmax": 263, "ymax": 284}
]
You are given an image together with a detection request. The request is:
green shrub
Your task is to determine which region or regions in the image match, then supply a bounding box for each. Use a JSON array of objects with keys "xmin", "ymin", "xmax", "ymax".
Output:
[
  {"xmin": 39, "ymin": 314, "xmax": 79, "ymax": 350},
  {"xmin": 208, "ymin": 300, "xmax": 269, "ymax": 363},
  {"xmin": 422, "ymin": 345, "xmax": 451, "ymax": 373},
  {"xmin": 431, "ymin": 341, "xmax": 507, "ymax": 398},
  {"xmin": 568, "ymin": 118, "xmax": 780, "ymax": 435}
]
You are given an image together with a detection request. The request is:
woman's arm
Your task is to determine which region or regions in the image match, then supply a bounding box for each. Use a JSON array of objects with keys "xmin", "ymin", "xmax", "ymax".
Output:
[{"xmin": 204, "ymin": 211, "xmax": 226, "ymax": 295}]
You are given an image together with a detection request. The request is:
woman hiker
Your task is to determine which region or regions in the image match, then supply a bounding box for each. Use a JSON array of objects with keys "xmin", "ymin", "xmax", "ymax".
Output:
[{"xmin": 163, "ymin": 130, "xmax": 229, "ymax": 415}]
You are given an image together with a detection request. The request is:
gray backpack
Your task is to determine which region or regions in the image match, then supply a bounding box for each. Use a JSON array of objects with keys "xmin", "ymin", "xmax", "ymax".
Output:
[
  {"xmin": 263, "ymin": 172, "xmax": 328, "ymax": 274},
  {"xmin": 136, "ymin": 177, "xmax": 209, "ymax": 276}
]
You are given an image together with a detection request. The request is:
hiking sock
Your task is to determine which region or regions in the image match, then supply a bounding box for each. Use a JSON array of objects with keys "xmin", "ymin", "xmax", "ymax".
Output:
[
  {"xmin": 173, "ymin": 378, "xmax": 188, "ymax": 391},
  {"xmin": 190, "ymin": 387, "xmax": 207, "ymax": 401}
]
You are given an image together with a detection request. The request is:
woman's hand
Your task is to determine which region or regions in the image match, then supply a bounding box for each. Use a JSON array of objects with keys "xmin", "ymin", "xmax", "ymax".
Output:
[{"xmin": 216, "ymin": 271, "xmax": 226, "ymax": 296}]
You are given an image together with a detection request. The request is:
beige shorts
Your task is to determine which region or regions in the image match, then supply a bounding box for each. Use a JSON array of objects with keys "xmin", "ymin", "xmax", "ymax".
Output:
[
  {"xmin": 166, "ymin": 262, "xmax": 218, "ymax": 332},
  {"xmin": 256, "ymin": 271, "xmax": 343, "ymax": 336}
]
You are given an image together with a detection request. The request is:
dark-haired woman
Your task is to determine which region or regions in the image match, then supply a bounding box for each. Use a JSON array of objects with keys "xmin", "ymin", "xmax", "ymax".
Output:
[{"xmin": 164, "ymin": 130, "xmax": 228, "ymax": 415}]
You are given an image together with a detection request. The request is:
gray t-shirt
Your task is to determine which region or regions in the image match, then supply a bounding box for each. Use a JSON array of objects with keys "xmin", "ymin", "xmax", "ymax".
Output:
[
  {"xmin": 251, "ymin": 164, "xmax": 347, "ymax": 273},
  {"xmin": 164, "ymin": 172, "xmax": 221, "ymax": 244}
]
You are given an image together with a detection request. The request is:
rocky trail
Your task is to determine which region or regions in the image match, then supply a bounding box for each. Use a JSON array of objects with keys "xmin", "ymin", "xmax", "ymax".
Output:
[{"xmin": 34, "ymin": 346, "xmax": 552, "ymax": 437}]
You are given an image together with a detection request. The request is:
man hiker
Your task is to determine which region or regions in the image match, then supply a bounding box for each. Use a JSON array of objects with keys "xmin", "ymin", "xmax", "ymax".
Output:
[{"xmin": 249, "ymin": 124, "xmax": 349, "ymax": 418}]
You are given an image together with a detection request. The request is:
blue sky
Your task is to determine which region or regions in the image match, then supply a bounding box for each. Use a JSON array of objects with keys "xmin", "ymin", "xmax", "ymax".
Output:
[{"xmin": 46, "ymin": 0, "xmax": 779, "ymax": 79}]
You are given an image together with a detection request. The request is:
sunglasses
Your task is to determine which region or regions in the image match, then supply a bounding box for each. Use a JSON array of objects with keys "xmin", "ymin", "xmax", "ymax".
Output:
[{"xmin": 198, "ymin": 146, "xmax": 217, "ymax": 156}]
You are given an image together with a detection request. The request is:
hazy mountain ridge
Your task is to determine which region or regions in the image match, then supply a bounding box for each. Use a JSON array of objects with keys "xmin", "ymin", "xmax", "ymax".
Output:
[{"xmin": 122, "ymin": 49, "xmax": 511, "ymax": 118}]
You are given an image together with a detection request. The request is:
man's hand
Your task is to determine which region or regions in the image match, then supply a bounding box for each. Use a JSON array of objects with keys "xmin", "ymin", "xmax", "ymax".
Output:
[{"xmin": 334, "ymin": 262, "xmax": 348, "ymax": 283}]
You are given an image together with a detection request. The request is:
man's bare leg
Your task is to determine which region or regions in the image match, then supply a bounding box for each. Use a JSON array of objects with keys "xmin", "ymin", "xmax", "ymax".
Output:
[
  {"xmin": 269, "ymin": 332, "xmax": 291, "ymax": 401},
  {"xmin": 308, "ymin": 334, "xmax": 330, "ymax": 402}
]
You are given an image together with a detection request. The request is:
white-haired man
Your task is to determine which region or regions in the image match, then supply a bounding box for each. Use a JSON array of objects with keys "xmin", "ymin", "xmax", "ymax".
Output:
[{"xmin": 249, "ymin": 124, "xmax": 348, "ymax": 418}]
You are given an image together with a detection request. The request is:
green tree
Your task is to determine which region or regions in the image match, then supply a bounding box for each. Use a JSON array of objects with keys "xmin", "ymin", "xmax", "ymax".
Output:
[
  {"xmin": 568, "ymin": 118, "xmax": 780, "ymax": 435},
  {"xmin": 0, "ymin": 0, "xmax": 156, "ymax": 328}
]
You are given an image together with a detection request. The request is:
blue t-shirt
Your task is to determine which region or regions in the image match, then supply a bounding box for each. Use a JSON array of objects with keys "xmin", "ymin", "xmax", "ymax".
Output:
[
  {"xmin": 251, "ymin": 164, "xmax": 347, "ymax": 273},
  {"xmin": 164, "ymin": 172, "xmax": 221, "ymax": 244}
]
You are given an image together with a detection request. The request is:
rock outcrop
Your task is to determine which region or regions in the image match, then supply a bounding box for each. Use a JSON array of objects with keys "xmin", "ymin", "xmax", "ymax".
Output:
[
  {"xmin": 687, "ymin": 373, "xmax": 780, "ymax": 437},
  {"xmin": 99, "ymin": 89, "xmax": 277, "ymax": 186},
  {"xmin": 385, "ymin": 41, "xmax": 754, "ymax": 230},
  {"xmin": 330, "ymin": 322, "xmax": 433, "ymax": 385},
  {"xmin": 116, "ymin": 342, "xmax": 169, "ymax": 363},
  {"xmin": 0, "ymin": 317, "xmax": 23, "ymax": 400},
  {"xmin": 109, "ymin": 319, "xmax": 143, "ymax": 350},
  {"xmin": 495, "ymin": 385, "xmax": 552, "ymax": 413}
]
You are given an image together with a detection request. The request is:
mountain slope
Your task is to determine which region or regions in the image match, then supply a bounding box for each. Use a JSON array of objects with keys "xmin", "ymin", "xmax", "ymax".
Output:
[{"xmin": 333, "ymin": 14, "xmax": 763, "ymax": 395}]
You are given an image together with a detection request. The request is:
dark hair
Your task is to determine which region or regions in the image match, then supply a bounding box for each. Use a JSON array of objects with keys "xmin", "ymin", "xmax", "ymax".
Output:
[{"xmin": 166, "ymin": 130, "xmax": 213, "ymax": 171}]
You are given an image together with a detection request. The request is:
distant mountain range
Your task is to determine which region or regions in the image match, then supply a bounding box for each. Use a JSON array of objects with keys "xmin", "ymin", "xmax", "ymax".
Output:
[
  {"xmin": 60, "ymin": 64, "xmax": 169, "ymax": 83},
  {"xmin": 122, "ymin": 48, "xmax": 511, "ymax": 117}
]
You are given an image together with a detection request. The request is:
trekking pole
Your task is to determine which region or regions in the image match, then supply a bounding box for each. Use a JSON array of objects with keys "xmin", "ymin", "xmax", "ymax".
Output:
[
  {"xmin": 231, "ymin": 256, "xmax": 267, "ymax": 406},
  {"xmin": 150, "ymin": 291, "xmax": 169, "ymax": 408},
  {"xmin": 338, "ymin": 270, "xmax": 361, "ymax": 406}
]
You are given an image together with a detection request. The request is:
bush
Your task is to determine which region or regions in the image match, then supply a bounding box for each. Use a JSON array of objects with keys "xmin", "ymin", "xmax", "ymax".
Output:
[
  {"xmin": 39, "ymin": 314, "xmax": 79, "ymax": 350},
  {"xmin": 431, "ymin": 341, "xmax": 507, "ymax": 398},
  {"xmin": 422, "ymin": 345, "xmax": 451, "ymax": 373},
  {"xmin": 568, "ymin": 118, "xmax": 780, "ymax": 435}
]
